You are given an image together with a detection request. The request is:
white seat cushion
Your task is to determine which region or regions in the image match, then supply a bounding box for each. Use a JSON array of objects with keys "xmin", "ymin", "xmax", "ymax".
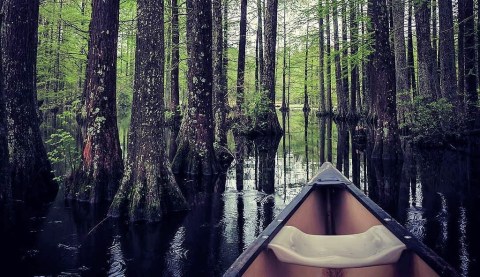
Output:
[{"xmin": 268, "ymin": 225, "xmax": 406, "ymax": 268}]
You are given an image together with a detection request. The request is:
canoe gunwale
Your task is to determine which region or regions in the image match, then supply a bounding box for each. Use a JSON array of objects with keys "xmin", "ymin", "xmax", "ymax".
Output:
[
  {"xmin": 223, "ymin": 162, "xmax": 458, "ymax": 277},
  {"xmin": 223, "ymin": 183, "xmax": 316, "ymax": 277},
  {"xmin": 341, "ymin": 178, "xmax": 458, "ymax": 276}
]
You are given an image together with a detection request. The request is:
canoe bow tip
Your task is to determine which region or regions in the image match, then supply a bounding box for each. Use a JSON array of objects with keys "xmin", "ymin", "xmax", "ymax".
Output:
[{"xmin": 313, "ymin": 162, "xmax": 352, "ymax": 185}]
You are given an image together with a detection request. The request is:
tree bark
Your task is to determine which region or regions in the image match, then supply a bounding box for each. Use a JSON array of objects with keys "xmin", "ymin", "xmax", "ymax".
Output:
[
  {"xmin": 281, "ymin": 0, "xmax": 287, "ymax": 111},
  {"xmin": 303, "ymin": 23, "xmax": 310, "ymax": 112},
  {"xmin": 457, "ymin": 0, "xmax": 465, "ymax": 100},
  {"xmin": 369, "ymin": 0, "xmax": 402, "ymax": 160},
  {"xmin": 431, "ymin": 0, "xmax": 438, "ymax": 68},
  {"xmin": 66, "ymin": 0, "xmax": 123, "ymax": 203},
  {"xmin": 392, "ymin": 0, "xmax": 411, "ymax": 127},
  {"xmin": 318, "ymin": 0, "xmax": 326, "ymax": 114},
  {"xmin": 407, "ymin": 0, "xmax": 416, "ymax": 96},
  {"xmin": 255, "ymin": 135, "xmax": 281, "ymax": 194},
  {"xmin": 463, "ymin": 0, "xmax": 478, "ymax": 124},
  {"xmin": 169, "ymin": 0, "xmax": 180, "ymax": 161},
  {"xmin": 172, "ymin": 0, "xmax": 231, "ymax": 177},
  {"xmin": 414, "ymin": 0, "xmax": 440, "ymax": 100},
  {"xmin": 257, "ymin": 0, "xmax": 264, "ymax": 94},
  {"xmin": 2, "ymin": 0, "xmax": 57, "ymax": 203},
  {"xmin": 349, "ymin": 0, "xmax": 358, "ymax": 117},
  {"xmin": 0, "ymin": 0, "xmax": 10, "ymax": 204},
  {"xmin": 222, "ymin": 0, "xmax": 228, "ymax": 95},
  {"xmin": 325, "ymin": 1, "xmax": 332, "ymax": 114},
  {"xmin": 213, "ymin": 0, "xmax": 227, "ymax": 146},
  {"xmin": 438, "ymin": 0, "xmax": 458, "ymax": 104},
  {"xmin": 109, "ymin": 0, "xmax": 188, "ymax": 222},
  {"xmin": 258, "ymin": 0, "xmax": 282, "ymax": 135},
  {"xmin": 333, "ymin": 1, "xmax": 346, "ymax": 117},
  {"xmin": 236, "ymin": 0, "xmax": 247, "ymax": 111},
  {"xmin": 341, "ymin": 0, "xmax": 350, "ymax": 117}
]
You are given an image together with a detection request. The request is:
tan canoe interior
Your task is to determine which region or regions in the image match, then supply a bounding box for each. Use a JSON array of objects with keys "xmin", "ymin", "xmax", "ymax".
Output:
[{"xmin": 242, "ymin": 188, "xmax": 439, "ymax": 277}]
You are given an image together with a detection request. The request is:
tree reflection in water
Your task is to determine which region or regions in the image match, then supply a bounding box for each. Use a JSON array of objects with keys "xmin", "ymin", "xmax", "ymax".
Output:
[{"xmin": 1, "ymin": 111, "xmax": 479, "ymax": 276}]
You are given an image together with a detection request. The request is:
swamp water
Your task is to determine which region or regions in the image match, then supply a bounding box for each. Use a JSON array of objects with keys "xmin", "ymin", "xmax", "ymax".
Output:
[{"xmin": 1, "ymin": 111, "xmax": 479, "ymax": 276}]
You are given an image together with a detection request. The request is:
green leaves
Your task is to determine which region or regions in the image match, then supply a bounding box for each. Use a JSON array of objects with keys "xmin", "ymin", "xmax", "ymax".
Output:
[
  {"xmin": 45, "ymin": 111, "xmax": 81, "ymax": 182},
  {"xmin": 408, "ymin": 97, "xmax": 466, "ymax": 145}
]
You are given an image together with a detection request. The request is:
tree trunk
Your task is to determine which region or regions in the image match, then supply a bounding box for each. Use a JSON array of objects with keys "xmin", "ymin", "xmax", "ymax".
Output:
[
  {"xmin": 341, "ymin": 0, "xmax": 350, "ymax": 117},
  {"xmin": 361, "ymin": 2, "xmax": 367, "ymax": 113},
  {"xmin": 109, "ymin": 0, "xmax": 188, "ymax": 222},
  {"xmin": 369, "ymin": 0, "xmax": 402, "ymax": 160},
  {"xmin": 0, "ymin": 0, "xmax": 10, "ymax": 204},
  {"xmin": 319, "ymin": 117, "xmax": 325, "ymax": 163},
  {"xmin": 326, "ymin": 1, "xmax": 332, "ymax": 114},
  {"xmin": 2, "ymin": 0, "xmax": 57, "ymax": 203},
  {"xmin": 457, "ymin": 0, "xmax": 465, "ymax": 100},
  {"xmin": 258, "ymin": 0, "xmax": 282, "ymax": 135},
  {"xmin": 164, "ymin": 8, "xmax": 172, "ymax": 106},
  {"xmin": 477, "ymin": 0, "xmax": 480, "ymax": 90},
  {"xmin": 236, "ymin": 0, "xmax": 247, "ymax": 111},
  {"xmin": 438, "ymin": 0, "xmax": 458, "ymax": 104},
  {"xmin": 365, "ymin": 0, "xmax": 375, "ymax": 118},
  {"xmin": 414, "ymin": 0, "xmax": 440, "ymax": 100},
  {"xmin": 213, "ymin": 0, "xmax": 227, "ymax": 146},
  {"xmin": 431, "ymin": 0, "xmax": 438, "ymax": 68},
  {"xmin": 257, "ymin": 0, "xmax": 264, "ymax": 94},
  {"xmin": 255, "ymin": 136, "xmax": 281, "ymax": 194},
  {"xmin": 66, "ymin": 0, "xmax": 123, "ymax": 203},
  {"xmin": 318, "ymin": 0, "xmax": 326, "ymax": 114},
  {"xmin": 222, "ymin": 0, "xmax": 228, "ymax": 95},
  {"xmin": 327, "ymin": 116, "xmax": 332, "ymax": 161},
  {"xmin": 463, "ymin": 0, "xmax": 478, "ymax": 125},
  {"xmin": 288, "ymin": 50, "xmax": 292, "ymax": 108},
  {"xmin": 172, "ymin": 0, "xmax": 230, "ymax": 177},
  {"xmin": 407, "ymin": 0, "xmax": 416, "ymax": 96},
  {"xmin": 392, "ymin": 0, "xmax": 411, "ymax": 128},
  {"xmin": 303, "ymin": 23, "xmax": 310, "ymax": 112},
  {"xmin": 333, "ymin": 1, "xmax": 346, "ymax": 117},
  {"xmin": 169, "ymin": 0, "xmax": 180, "ymax": 161},
  {"xmin": 281, "ymin": 0, "xmax": 287, "ymax": 112},
  {"xmin": 349, "ymin": 0, "xmax": 358, "ymax": 117}
]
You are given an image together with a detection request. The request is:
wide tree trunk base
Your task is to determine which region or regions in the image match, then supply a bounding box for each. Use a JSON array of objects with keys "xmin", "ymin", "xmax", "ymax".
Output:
[
  {"xmin": 172, "ymin": 139, "xmax": 220, "ymax": 176},
  {"xmin": 108, "ymin": 164, "xmax": 188, "ymax": 222},
  {"xmin": 65, "ymin": 167, "xmax": 122, "ymax": 203}
]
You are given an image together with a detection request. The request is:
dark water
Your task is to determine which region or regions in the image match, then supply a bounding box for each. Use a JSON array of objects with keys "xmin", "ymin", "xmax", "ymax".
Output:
[{"xmin": 1, "ymin": 111, "xmax": 480, "ymax": 276}]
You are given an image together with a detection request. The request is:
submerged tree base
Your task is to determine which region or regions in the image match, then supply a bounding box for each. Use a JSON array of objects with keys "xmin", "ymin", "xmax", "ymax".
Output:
[
  {"xmin": 172, "ymin": 139, "xmax": 233, "ymax": 176},
  {"xmin": 108, "ymin": 162, "xmax": 189, "ymax": 222},
  {"xmin": 65, "ymin": 167, "xmax": 122, "ymax": 203}
]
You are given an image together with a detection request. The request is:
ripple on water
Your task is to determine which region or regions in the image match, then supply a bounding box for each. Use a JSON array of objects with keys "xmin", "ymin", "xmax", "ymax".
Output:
[{"xmin": 58, "ymin": 243, "xmax": 80, "ymax": 253}]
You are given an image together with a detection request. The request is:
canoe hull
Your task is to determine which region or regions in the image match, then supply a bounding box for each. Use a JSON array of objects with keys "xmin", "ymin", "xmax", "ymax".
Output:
[{"xmin": 224, "ymin": 163, "xmax": 457, "ymax": 277}]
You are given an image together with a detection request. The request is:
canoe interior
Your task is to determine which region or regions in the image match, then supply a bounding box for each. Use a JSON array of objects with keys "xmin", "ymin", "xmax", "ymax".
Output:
[{"xmin": 241, "ymin": 187, "xmax": 439, "ymax": 277}]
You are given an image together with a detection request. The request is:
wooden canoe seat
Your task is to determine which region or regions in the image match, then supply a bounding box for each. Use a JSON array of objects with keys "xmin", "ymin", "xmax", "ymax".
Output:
[{"xmin": 268, "ymin": 225, "xmax": 406, "ymax": 268}]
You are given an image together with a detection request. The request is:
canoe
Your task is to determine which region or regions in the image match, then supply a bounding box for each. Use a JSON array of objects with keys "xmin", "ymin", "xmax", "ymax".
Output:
[{"xmin": 224, "ymin": 162, "xmax": 458, "ymax": 277}]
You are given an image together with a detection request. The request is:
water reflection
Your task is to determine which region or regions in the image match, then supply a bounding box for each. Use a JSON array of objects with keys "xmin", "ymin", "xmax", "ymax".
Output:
[{"xmin": 1, "ymin": 111, "xmax": 480, "ymax": 276}]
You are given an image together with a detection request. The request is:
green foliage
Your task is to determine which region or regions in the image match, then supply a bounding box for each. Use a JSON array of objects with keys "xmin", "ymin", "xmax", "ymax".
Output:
[
  {"xmin": 408, "ymin": 97, "xmax": 466, "ymax": 145},
  {"xmin": 117, "ymin": 89, "xmax": 131, "ymax": 121},
  {"xmin": 46, "ymin": 111, "xmax": 81, "ymax": 182},
  {"xmin": 244, "ymin": 90, "xmax": 272, "ymax": 119}
]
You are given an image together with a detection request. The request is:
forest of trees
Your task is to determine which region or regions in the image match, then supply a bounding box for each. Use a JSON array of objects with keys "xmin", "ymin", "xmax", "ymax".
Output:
[{"xmin": 0, "ymin": 0, "xmax": 479, "ymax": 221}]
